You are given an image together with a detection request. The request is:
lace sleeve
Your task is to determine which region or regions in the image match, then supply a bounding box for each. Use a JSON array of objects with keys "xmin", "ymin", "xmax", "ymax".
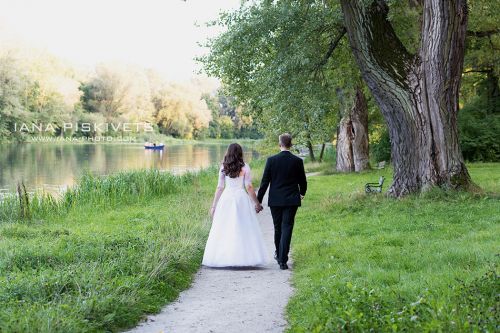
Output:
[
  {"xmin": 243, "ymin": 164, "xmax": 252, "ymax": 187},
  {"xmin": 217, "ymin": 165, "xmax": 225, "ymax": 188}
]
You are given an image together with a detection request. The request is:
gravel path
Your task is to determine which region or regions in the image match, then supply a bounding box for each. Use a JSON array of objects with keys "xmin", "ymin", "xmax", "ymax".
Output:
[{"xmin": 127, "ymin": 193, "xmax": 293, "ymax": 333}]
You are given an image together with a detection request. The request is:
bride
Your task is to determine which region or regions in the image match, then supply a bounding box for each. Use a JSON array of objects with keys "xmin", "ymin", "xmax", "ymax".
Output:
[{"xmin": 202, "ymin": 143, "xmax": 268, "ymax": 267}]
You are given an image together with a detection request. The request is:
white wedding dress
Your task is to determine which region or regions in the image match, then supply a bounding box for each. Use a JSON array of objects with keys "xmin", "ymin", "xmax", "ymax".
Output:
[{"xmin": 202, "ymin": 164, "xmax": 268, "ymax": 267}]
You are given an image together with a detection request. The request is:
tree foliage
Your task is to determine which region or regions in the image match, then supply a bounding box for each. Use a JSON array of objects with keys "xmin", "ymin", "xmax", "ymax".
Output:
[
  {"xmin": 203, "ymin": 89, "xmax": 261, "ymax": 139},
  {"xmin": 152, "ymin": 82, "xmax": 211, "ymax": 139},
  {"xmin": 0, "ymin": 46, "xmax": 222, "ymax": 141},
  {"xmin": 0, "ymin": 50, "xmax": 75, "ymax": 141},
  {"xmin": 458, "ymin": 0, "xmax": 500, "ymax": 161},
  {"xmin": 458, "ymin": 78, "xmax": 500, "ymax": 161},
  {"xmin": 200, "ymin": 1, "xmax": 360, "ymax": 150}
]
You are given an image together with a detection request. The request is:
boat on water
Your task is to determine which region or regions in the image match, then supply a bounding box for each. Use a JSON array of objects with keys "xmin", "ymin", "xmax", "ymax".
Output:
[{"xmin": 144, "ymin": 142, "xmax": 165, "ymax": 150}]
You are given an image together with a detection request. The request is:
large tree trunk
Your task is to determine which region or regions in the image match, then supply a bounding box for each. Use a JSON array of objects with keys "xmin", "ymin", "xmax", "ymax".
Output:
[
  {"xmin": 351, "ymin": 87, "xmax": 370, "ymax": 171},
  {"xmin": 340, "ymin": 0, "xmax": 473, "ymax": 196},
  {"xmin": 336, "ymin": 86, "xmax": 370, "ymax": 172},
  {"xmin": 336, "ymin": 115, "xmax": 354, "ymax": 172}
]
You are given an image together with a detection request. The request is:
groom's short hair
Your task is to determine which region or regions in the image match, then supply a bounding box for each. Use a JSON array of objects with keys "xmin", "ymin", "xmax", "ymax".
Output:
[{"xmin": 279, "ymin": 133, "xmax": 292, "ymax": 148}]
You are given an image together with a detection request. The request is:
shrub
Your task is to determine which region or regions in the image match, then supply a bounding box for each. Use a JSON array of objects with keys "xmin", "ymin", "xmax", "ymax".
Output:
[
  {"xmin": 458, "ymin": 96, "xmax": 500, "ymax": 162},
  {"xmin": 371, "ymin": 128, "xmax": 391, "ymax": 163}
]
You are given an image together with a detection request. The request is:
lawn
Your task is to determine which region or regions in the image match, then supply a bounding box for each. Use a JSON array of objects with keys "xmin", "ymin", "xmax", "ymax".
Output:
[{"xmin": 287, "ymin": 163, "xmax": 499, "ymax": 332}]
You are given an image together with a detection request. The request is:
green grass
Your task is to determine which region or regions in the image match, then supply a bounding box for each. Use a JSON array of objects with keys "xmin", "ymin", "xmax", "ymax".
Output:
[
  {"xmin": 0, "ymin": 158, "xmax": 267, "ymax": 332},
  {"xmin": 1, "ymin": 160, "xmax": 498, "ymax": 332},
  {"xmin": 0, "ymin": 169, "xmax": 218, "ymax": 332},
  {"xmin": 287, "ymin": 163, "xmax": 499, "ymax": 332}
]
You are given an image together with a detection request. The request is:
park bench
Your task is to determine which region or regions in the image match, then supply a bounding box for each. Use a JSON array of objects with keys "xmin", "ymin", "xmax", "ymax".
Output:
[
  {"xmin": 375, "ymin": 161, "xmax": 386, "ymax": 169},
  {"xmin": 365, "ymin": 176, "xmax": 385, "ymax": 193}
]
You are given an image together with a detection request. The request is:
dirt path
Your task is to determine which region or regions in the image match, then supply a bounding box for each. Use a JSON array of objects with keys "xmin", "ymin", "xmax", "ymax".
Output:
[{"xmin": 127, "ymin": 194, "xmax": 293, "ymax": 333}]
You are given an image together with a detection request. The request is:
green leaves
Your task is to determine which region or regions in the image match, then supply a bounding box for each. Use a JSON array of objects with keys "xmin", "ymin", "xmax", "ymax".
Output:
[{"xmin": 200, "ymin": 0, "xmax": 358, "ymax": 147}]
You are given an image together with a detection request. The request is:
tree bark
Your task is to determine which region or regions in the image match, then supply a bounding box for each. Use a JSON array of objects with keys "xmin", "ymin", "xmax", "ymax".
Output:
[
  {"xmin": 319, "ymin": 143, "xmax": 326, "ymax": 162},
  {"xmin": 340, "ymin": 0, "xmax": 473, "ymax": 196},
  {"xmin": 351, "ymin": 87, "xmax": 370, "ymax": 171},
  {"xmin": 336, "ymin": 115, "xmax": 354, "ymax": 172},
  {"xmin": 306, "ymin": 140, "xmax": 316, "ymax": 162},
  {"xmin": 336, "ymin": 86, "xmax": 370, "ymax": 172}
]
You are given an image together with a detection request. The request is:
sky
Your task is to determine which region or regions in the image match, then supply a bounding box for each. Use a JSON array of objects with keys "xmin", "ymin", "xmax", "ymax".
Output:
[{"xmin": 0, "ymin": 0, "xmax": 241, "ymax": 82}]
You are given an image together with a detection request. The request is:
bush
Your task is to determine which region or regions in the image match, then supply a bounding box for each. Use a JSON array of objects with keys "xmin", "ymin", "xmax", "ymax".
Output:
[
  {"xmin": 371, "ymin": 128, "xmax": 391, "ymax": 163},
  {"xmin": 458, "ymin": 96, "xmax": 500, "ymax": 162}
]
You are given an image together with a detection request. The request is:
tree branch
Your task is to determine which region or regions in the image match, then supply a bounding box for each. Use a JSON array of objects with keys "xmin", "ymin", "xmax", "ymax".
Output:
[
  {"xmin": 316, "ymin": 27, "xmax": 347, "ymax": 69},
  {"xmin": 408, "ymin": 0, "xmax": 423, "ymax": 8},
  {"xmin": 467, "ymin": 29, "xmax": 500, "ymax": 38},
  {"xmin": 340, "ymin": 0, "xmax": 413, "ymax": 88},
  {"xmin": 463, "ymin": 67, "xmax": 493, "ymax": 74}
]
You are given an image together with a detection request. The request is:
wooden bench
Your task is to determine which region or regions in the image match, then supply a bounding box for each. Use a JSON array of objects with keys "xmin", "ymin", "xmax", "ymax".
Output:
[
  {"xmin": 365, "ymin": 176, "xmax": 385, "ymax": 193},
  {"xmin": 375, "ymin": 161, "xmax": 386, "ymax": 169}
]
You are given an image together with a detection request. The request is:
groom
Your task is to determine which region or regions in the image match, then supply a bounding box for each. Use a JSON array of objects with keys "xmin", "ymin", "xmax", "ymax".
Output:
[{"xmin": 256, "ymin": 133, "xmax": 307, "ymax": 270}]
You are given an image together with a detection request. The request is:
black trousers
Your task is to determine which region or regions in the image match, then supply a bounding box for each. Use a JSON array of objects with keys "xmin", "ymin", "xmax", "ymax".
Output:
[{"xmin": 270, "ymin": 206, "xmax": 298, "ymax": 265}]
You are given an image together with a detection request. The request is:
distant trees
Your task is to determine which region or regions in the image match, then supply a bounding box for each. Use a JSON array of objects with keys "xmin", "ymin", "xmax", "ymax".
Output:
[
  {"xmin": 0, "ymin": 54, "xmax": 29, "ymax": 140},
  {"xmin": 203, "ymin": 90, "xmax": 261, "ymax": 139},
  {"xmin": 151, "ymin": 83, "xmax": 211, "ymax": 139},
  {"xmin": 79, "ymin": 65, "xmax": 132, "ymax": 119},
  {"xmin": 0, "ymin": 46, "xmax": 260, "ymax": 142},
  {"xmin": 0, "ymin": 50, "xmax": 74, "ymax": 141}
]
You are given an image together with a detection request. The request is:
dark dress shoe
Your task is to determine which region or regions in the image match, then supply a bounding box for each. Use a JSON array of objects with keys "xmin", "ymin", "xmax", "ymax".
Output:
[{"xmin": 279, "ymin": 263, "xmax": 289, "ymax": 270}]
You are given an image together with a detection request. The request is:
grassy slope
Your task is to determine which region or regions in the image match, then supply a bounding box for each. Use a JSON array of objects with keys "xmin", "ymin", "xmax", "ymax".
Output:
[
  {"xmin": 0, "ymin": 170, "xmax": 218, "ymax": 332},
  {"xmin": 287, "ymin": 163, "xmax": 499, "ymax": 332}
]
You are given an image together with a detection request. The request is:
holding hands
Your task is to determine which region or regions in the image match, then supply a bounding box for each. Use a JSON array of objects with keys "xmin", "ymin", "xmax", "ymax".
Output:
[{"xmin": 255, "ymin": 203, "xmax": 263, "ymax": 213}]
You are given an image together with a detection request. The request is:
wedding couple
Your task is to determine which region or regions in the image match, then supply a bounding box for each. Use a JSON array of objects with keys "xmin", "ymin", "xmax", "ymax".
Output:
[{"xmin": 202, "ymin": 133, "xmax": 307, "ymax": 270}]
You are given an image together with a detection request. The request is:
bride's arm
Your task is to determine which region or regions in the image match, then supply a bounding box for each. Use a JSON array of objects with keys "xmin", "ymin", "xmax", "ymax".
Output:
[
  {"xmin": 243, "ymin": 164, "xmax": 261, "ymax": 206},
  {"xmin": 246, "ymin": 184, "xmax": 260, "ymax": 205},
  {"xmin": 210, "ymin": 167, "xmax": 225, "ymax": 217},
  {"xmin": 210, "ymin": 187, "xmax": 224, "ymax": 217}
]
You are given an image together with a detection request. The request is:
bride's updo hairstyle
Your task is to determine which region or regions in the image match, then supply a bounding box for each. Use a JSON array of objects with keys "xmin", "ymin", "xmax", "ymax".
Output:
[{"xmin": 222, "ymin": 143, "xmax": 245, "ymax": 178}]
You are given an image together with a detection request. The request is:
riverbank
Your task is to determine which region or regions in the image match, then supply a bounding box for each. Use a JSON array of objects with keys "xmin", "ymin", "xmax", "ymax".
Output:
[
  {"xmin": 287, "ymin": 163, "xmax": 499, "ymax": 332},
  {"xmin": 0, "ymin": 168, "xmax": 222, "ymax": 332},
  {"xmin": 0, "ymin": 140, "xmax": 261, "ymax": 196}
]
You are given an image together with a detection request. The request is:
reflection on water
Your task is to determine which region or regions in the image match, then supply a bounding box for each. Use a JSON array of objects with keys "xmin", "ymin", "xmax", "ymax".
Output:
[{"xmin": 0, "ymin": 143, "xmax": 259, "ymax": 193}]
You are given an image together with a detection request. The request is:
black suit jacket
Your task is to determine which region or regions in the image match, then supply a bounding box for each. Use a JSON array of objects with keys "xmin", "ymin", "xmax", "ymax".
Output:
[{"xmin": 257, "ymin": 151, "xmax": 307, "ymax": 207}]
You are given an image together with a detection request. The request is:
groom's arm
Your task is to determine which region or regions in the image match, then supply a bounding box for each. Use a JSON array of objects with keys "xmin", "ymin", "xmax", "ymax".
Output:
[
  {"xmin": 257, "ymin": 158, "xmax": 272, "ymax": 203},
  {"xmin": 298, "ymin": 159, "xmax": 307, "ymax": 197}
]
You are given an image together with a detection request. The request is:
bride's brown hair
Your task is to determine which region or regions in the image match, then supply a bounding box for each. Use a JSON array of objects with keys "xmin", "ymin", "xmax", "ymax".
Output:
[{"xmin": 222, "ymin": 143, "xmax": 245, "ymax": 178}]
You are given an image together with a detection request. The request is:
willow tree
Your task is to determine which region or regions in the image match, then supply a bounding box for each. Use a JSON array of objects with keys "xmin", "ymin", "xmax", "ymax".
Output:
[
  {"xmin": 201, "ymin": 1, "xmax": 370, "ymax": 167},
  {"xmin": 340, "ymin": 0, "xmax": 474, "ymax": 196}
]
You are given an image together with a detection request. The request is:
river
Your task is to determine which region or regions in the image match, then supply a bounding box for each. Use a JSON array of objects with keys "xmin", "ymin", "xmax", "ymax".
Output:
[{"xmin": 0, "ymin": 142, "xmax": 259, "ymax": 194}]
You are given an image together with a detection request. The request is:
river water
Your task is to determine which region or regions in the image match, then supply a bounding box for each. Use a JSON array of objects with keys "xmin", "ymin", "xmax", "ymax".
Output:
[{"xmin": 0, "ymin": 142, "xmax": 259, "ymax": 194}]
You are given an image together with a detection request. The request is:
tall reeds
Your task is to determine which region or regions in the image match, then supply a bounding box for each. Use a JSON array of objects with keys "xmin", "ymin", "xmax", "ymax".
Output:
[{"xmin": 0, "ymin": 168, "xmax": 212, "ymax": 223}]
